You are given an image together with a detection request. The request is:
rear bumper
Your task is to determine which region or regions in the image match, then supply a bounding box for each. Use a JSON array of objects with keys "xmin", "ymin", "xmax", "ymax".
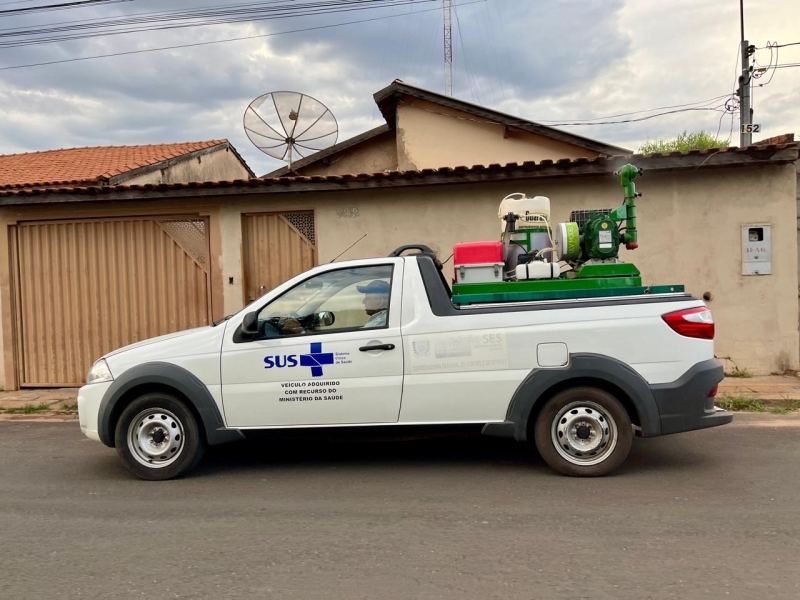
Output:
[{"xmin": 650, "ymin": 358, "xmax": 732, "ymax": 436}]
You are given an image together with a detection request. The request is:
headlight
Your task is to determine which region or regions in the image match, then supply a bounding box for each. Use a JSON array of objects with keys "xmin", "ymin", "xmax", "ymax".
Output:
[{"xmin": 86, "ymin": 359, "xmax": 113, "ymax": 384}]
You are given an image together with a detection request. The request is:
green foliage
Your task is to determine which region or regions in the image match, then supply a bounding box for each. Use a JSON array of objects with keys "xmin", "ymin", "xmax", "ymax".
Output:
[
  {"xmin": 62, "ymin": 402, "xmax": 78, "ymax": 412},
  {"xmin": 639, "ymin": 130, "xmax": 730, "ymax": 154},
  {"xmin": 716, "ymin": 396, "xmax": 766, "ymax": 412},
  {"xmin": 728, "ymin": 368, "xmax": 753, "ymax": 379},
  {"xmin": 3, "ymin": 402, "xmax": 51, "ymax": 414},
  {"xmin": 716, "ymin": 395, "xmax": 800, "ymax": 414}
]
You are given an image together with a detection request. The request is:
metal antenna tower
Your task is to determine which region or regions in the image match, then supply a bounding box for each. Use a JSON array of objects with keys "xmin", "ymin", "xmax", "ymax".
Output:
[{"xmin": 443, "ymin": 0, "xmax": 453, "ymax": 95}]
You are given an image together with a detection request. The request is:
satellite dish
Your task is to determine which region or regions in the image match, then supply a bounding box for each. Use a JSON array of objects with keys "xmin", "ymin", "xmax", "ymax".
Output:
[{"xmin": 243, "ymin": 91, "xmax": 338, "ymax": 171}]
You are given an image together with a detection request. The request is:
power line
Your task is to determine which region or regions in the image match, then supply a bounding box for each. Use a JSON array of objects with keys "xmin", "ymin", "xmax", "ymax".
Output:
[
  {"xmin": 410, "ymin": 101, "xmax": 734, "ymax": 130},
  {"xmin": 546, "ymin": 106, "xmax": 729, "ymax": 127},
  {"xmin": 755, "ymin": 41, "xmax": 778, "ymax": 86},
  {"xmin": 536, "ymin": 94, "xmax": 733, "ymax": 124},
  {"xmin": 452, "ymin": 0, "xmax": 482, "ymax": 105},
  {"xmin": 0, "ymin": 0, "xmax": 129, "ymax": 16},
  {"xmin": 756, "ymin": 41, "xmax": 800, "ymax": 49},
  {"xmin": 0, "ymin": 0, "xmax": 484, "ymax": 70},
  {"xmin": 0, "ymin": 0, "xmax": 439, "ymax": 48}
]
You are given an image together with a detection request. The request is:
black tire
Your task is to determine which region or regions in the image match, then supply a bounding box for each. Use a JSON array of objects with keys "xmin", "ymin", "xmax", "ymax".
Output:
[
  {"xmin": 534, "ymin": 387, "xmax": 633, "ymax": 477},
  {"xmin": 114, "ymin": 393, "xmax": 205, "ymax": 481}
]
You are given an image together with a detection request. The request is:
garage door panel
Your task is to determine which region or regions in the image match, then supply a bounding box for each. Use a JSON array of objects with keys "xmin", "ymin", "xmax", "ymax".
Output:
[
  {"xmin": 16, "ymin": 217, "xmax": 210, "ymax": 386},
  {"xmin": 242, "ymin": 212, "xmax": 317, "ymax": 304}
]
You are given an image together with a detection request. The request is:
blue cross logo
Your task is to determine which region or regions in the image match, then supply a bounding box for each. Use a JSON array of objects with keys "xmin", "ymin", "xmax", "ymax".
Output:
[{"xmin": 299, "ymin": 342, "xmax": 334, "ymax": 377}]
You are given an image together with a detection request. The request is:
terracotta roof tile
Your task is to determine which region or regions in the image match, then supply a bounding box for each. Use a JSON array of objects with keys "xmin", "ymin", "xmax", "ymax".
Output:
[
  {"xmin": 0, "ymin": 143, "xmax": 797, "ymax": 201},
  {"xmin": 0, "ymin": 140, "xmax": 226, "ymax": 188}
]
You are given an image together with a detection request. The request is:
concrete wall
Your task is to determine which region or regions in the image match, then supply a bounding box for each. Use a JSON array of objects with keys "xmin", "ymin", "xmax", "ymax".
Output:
[
  {"xmin": 121, "ymin": 147, "xmax": 251, "ymax": 185},
  {"xmin": 1, "ymin": 162, "xmax": 796, "ymax": 388},
  {"xmin": 395, "ymin": 99, "xmax": 602, "ymax": 170},
  {"xmin": 217, "ymin": 163, "xmax": 798, "ymax": 375},
  {"xmin": 299, "ymin": 130, "xmax": 397, "ymax": 176}
]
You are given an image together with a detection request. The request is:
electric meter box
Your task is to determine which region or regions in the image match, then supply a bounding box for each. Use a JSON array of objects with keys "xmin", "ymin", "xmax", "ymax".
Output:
[
  {"xmin": 741, "ymin": 225, "xmax": 771, "ymax": 275},
  {"xmin": 453, "ymin": 241, "xmax": 504, "ymax": 284}
]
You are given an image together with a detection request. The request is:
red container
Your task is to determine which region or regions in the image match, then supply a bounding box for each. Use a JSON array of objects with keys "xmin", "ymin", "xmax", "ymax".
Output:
[{"xmin": 453, "ymin": 241, "xmax": 503, "ymax": 265}]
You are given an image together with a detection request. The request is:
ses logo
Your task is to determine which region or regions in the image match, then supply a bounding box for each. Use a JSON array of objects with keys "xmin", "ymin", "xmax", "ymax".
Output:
[{"xmin": 264, "ymin": 343, "xmax": 334, "ymax": 378}]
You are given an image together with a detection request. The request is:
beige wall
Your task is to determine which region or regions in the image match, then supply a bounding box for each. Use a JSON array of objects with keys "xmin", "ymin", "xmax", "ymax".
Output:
[
  {"xmin": 121, "ymin": 147, "xmax": 251, "ymax": 185},
  {"xmin": 299, "ymin": 130, "xmax": 397, "ymax": 176},
  {"xmin": 395, "ymin": 99, "xmax": 602, "ymax": 170},
  {"xmin": 294, "ymin": 99, "xmax": 606, "ymax": 177},
  {"xmin": 218, "ymin": 164, "xmax": 798, "ymax": 375},
  {"xmin": 1, "ymin": 162, "xmax": 796, "ymax": 388}
]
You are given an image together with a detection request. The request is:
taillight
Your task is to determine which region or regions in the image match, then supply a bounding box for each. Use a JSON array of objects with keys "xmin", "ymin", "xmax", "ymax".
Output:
[
  {"xmin": 707, "ymin": 385, "xmax": 718, "ymax": 398},
  {"xmin": 662, "ymin": 307, "xmax": 715, "ymax": 340}
]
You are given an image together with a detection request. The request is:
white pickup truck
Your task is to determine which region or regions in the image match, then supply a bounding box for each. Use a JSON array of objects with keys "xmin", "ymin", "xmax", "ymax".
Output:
[{"xmin": 78, "ymin": 246, "xmax": 731, "ymax": 480}]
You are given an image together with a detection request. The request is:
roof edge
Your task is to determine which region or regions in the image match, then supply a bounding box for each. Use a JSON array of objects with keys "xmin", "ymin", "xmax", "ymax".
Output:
[
  {"xmin": 1, "ymin": 143, "xmax": 795, "ymax": 204},
  {"xmin": 373, "ymin": 80, "xmax": 631, "ymax": 156},
  {"xmin": 261, "ymin": 124, "xmax": 391, "ymax": 177},
  {"xmin": 107, "ymin": 141, "xmax": 254, "ymax": 185}
]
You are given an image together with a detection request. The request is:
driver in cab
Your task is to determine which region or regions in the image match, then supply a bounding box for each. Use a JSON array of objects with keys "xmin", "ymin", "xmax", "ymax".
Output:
[{"xmin": 282, "ymin": 280, "xmax": 389, "ymax": 335}]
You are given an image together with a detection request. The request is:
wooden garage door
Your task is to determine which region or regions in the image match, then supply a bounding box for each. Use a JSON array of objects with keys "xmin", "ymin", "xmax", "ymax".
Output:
[
  {"xmin": 242, "ymin": 212, "xmax": 317, "ymax": 303},
  {"xmin": 15, "ymin": 217, "xmax": 211, "ymax": 387}
]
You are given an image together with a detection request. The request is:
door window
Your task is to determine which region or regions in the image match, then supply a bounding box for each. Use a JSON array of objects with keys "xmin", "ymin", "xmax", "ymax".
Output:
[{"xmin": 254, "ymin": 265, "xmax": 393, "ymax": 339}]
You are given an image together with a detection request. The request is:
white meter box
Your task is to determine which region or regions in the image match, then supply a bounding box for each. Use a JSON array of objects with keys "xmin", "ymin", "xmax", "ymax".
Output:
[{"xmin": 741, "ymin": 225, "xmax": 771, "ymax": 275}]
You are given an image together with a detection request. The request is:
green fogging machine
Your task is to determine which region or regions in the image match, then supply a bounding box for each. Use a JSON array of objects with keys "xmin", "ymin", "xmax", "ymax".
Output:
[{"xmin": 451, "ymin": 164, "xmax": 684, "ymax": 304}]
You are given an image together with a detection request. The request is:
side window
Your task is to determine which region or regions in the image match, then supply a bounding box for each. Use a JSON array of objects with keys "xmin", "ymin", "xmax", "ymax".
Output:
[{"xmin": 255, "ymin": 265, "xmax": 393, "ymax": 338}]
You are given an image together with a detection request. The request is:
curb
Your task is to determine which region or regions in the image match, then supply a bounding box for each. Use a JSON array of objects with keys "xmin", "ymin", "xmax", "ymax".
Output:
[{"xmin": 0, "ymin": 412, "xmax": 78, "ymax": 422}]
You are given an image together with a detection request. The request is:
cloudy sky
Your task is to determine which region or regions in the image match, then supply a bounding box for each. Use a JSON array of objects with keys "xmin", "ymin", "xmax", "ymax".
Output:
[{"xmin": 0, "ymin": 0, "xmax": 798, "ymax": 175}]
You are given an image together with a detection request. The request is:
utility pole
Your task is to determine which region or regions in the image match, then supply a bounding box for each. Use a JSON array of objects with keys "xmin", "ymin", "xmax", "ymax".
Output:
[
  {"xmin": 443, "ymin": 0, "xmax": 453, "ymax": 96},
  {"xmin": 738, "ymin": 0, "xmax": 754, "ymax": 146}
]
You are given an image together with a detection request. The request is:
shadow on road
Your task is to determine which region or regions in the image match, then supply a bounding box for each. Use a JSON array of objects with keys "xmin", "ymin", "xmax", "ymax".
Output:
[{"xmin": 187, "ymin": 431, "xmax": 717, "ymax": 480}]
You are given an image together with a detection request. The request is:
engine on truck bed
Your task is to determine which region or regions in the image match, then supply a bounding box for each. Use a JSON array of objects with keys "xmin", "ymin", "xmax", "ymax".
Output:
[{"xmin": 450, "ymin": 164, "xmax": 685, "ymax": 305}]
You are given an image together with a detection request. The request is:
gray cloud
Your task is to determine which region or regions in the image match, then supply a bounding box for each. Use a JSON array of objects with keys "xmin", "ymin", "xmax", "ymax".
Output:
[{"xmin": 1, "ymin": 0, "xmax": 798, "ymax": 174}]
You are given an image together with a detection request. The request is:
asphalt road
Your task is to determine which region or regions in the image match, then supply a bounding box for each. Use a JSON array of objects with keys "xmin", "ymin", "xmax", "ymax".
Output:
[{"xmin": 1, "ymin": 415, "xmax": 799, "ymax": 600}]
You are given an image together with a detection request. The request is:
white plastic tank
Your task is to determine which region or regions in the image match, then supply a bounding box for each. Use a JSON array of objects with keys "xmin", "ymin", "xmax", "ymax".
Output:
[
  {"xmin": 499, "ymin": 193, "xmax": 553, "ymax": 266},
  {"xmin": 498, "ymin": 193, "xmax": 551, "ymax": 232}
]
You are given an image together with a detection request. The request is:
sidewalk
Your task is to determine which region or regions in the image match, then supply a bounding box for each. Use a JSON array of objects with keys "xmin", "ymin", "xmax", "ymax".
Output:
[
  {"xmin": 718, "ymin": 375, "xmax": 800, "ymax": 401},
  {"xmin": 0, "ymin": 388, "xmax": 78, "ymax": 421},
  {"xmin": 1, "ymin": 375, "xmax": 799, "ymax": 421}
]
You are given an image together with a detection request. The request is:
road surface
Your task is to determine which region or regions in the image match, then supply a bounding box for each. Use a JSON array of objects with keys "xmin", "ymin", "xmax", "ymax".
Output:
[{"xmin": 1, "ymin": 414, "xmax": 798, "ymax": 599}]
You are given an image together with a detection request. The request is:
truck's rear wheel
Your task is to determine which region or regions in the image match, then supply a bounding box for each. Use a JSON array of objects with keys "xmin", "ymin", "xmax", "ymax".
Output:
[
  {"xmin": 115, "ymin": 393, "xmax": 205, "ymax": 481},
  {"xmin": 534, "ymin": 387, "xmax": 632, "ymax": 477}
]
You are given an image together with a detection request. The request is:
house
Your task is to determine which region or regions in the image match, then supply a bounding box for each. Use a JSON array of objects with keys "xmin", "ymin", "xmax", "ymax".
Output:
[
  {"xmin": 266, "ymin": 80, "xmax": 629, "ymax": 177},
  {"xmin": 0, "ymin": 87, "xmax": 796, "ymax": 389},
  {"xmin": 0, "ymin": 139, "xmax": 254, "ymax": 189}
]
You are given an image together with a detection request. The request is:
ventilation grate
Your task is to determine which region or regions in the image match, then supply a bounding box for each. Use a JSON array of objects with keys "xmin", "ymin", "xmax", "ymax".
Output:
[
  {"xmin": 569, "ymin": 209, "xmax": 613, "ymax": 229},
  {"xmin": 158, "ymin": 219, "xmax": 207, "ymax": 265},
  {"xmin": 283, "ymin": 211, "xmax": 316, "ymax": 245}
]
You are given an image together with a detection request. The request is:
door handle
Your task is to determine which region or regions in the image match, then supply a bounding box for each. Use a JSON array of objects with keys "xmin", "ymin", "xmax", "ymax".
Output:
[{"xmin": 359, "ymin": 343, "xmax": 396, "ymax": 352}]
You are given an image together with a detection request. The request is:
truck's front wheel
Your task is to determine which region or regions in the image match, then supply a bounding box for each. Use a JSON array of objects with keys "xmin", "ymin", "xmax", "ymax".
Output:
[
  {"xmin": 534, "ymin": 387, "xmax": 632, "ymax": 477},
  {"xmin": 115, "ymin": 393, "xmax": 205, "ymax": 481}
]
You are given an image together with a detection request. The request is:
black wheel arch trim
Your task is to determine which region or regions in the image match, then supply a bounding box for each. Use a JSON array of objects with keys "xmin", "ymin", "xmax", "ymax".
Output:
[
  {"xmin": 496, "ymin": 353, "xmax": 662, "ymax": 441},
  {"xmin": 97, "ymin": 362, "xmax": 244, "ymax": 448}
]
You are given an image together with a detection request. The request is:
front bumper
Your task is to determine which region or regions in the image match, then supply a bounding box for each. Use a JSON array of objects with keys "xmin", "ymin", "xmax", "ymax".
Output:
[
  {"xmin": 651, "ymin": 358, "xmax": 732, "ymax": 435},
  {"xmin": 78, "ymin": 381, "xmax": 113, "ymax": 443}
]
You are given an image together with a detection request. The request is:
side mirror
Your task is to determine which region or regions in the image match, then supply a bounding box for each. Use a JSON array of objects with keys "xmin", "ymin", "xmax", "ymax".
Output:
[
  {"xmin": 241, "ymin": 311, "xmax": 259, "ymax": 335},
  {"xmin": 317, "ymin": 311, "xmax": 335, "ymax": 327}
]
